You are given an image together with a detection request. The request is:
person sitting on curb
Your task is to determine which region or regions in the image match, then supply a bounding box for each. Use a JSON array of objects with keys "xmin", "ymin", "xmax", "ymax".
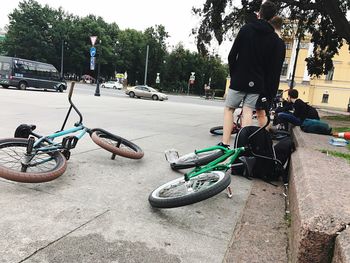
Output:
[{"xmin": 274, "ymin": 89, "xmax": 319, "ymax": 129}]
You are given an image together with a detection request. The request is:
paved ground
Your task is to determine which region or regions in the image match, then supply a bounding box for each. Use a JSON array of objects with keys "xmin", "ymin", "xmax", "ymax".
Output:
[{"xmin": 0, "ymin": 84, "xmax": 254, "ymax": 263}]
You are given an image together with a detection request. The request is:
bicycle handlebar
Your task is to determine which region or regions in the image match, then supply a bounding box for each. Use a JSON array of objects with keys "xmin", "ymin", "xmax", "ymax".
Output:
[
  {"xmin": 60, "ymin": 81, "xmax": 83, "ymax": 131},
  {"xmin": 68, "ymin": 82, "xmax": 75, "ymax": 99}
]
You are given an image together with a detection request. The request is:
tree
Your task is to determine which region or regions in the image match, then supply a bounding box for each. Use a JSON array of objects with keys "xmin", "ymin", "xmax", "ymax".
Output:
[
  {"xmin": 3, "ymin": 0, "xmax": 59, "ymax": 63},
  {"xmin": 2, "ymin": 0, "xmax": 228, "ymax": 94},
  {"xmin": 193, "ymin": 0, "xmax": 350, "ymax": 76}
]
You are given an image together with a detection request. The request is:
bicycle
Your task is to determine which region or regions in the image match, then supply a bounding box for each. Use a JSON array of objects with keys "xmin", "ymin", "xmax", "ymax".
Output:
[
  {"xmin": 0, "ymin": 82, "xmax": 144, "ymax": 183},
  {"xmin": 149, "ymin": 99, "xmax": 278, "ymax": 208},
  {"xmin": 209, "ymin": 108, "xmax": 243, "ymax": 136},
  {"xmin": 209, "ymin": 95, "xmax": 289, "ymax": 139}
]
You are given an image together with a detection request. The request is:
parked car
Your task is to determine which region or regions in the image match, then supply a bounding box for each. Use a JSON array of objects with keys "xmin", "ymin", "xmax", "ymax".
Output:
[
  {"xmin": 125, "ymin": 85, "xmax": 168, "ymax": 101},
  {"xmin": 81, "ymin": 74, "xmax": 95, "ymax": 84},
  {"xmin": 101, "ymin": 81, "xmax": 122, "ymax": 90}
]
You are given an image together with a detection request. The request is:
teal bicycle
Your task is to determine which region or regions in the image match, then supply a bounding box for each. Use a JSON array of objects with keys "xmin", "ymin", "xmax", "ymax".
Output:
[
  {"xmin": 149, "ymin": 98, "xmax": 277, "ymax": 208},
  {"xmin": 0, "ymin": 82, "xmax": 144, "ymax": 183}
]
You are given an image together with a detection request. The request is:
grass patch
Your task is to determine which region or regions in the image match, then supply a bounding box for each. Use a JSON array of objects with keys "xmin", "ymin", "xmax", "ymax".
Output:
[
  {"xmin": 320, "ymin": 149, "xmax": 350, "ymax": 161},
  {"xmin": 332, "ymin": 127, "xmax": 350, "ymax": 133},
  {"xmin": 322, "ymin": 115, "xmax": 350, "ymax": 122},
  {"xmin": 284, "ymin": 213, "xmax": 291, "ymax": 227}
]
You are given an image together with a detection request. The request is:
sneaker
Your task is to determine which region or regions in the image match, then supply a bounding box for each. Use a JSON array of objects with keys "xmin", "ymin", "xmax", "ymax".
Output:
[{"xmin": 217, "ymin": 142, "xmax": 231, "ymax": 149}]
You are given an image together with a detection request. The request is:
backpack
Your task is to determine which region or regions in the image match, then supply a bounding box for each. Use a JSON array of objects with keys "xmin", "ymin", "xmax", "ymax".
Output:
[
  {"xmin": 300, "ymin": 118, "xmax": 332, "ymax": 135},
  {"xmin": 306, "ymin": 104, "xmax": 320, "ymax": 120},
  {"xmin": 232, "ymin": 126, "xmax": 295, "ymax": 183},
  {"xmin": 273, "ymin": 136, "xmax": 295, "ymax": 183}
]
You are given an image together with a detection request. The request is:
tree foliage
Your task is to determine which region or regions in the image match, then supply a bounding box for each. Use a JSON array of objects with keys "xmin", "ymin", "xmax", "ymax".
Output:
[
  {"xmin": 2, "ymin": 0, "xmax": 228, "ymax": 95},
  {"xmin": 193, "ymin": 0, "xmax": 350, "ymax": 76}
]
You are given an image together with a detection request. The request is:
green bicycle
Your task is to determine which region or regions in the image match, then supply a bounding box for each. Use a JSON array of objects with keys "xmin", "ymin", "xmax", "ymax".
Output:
[
  {"xmin": 148, "ymin": 98, "xmax": 280, "ymax": 208},
  {"xmin": 149, "ymin": 144, "xmax": 246, "ymax": 208}
]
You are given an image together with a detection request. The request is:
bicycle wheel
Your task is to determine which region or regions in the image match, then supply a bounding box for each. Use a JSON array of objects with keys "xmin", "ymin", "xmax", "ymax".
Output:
[
  {"xmin": 149, "ymin": 171, "xmax": 231, "ymax": 208},
  {"xmin": 209, "ymin": 123, "xmax": 240, "ymax": 136},
  {"xmin": 170, "ymin": 150, "xmax": 225, "ymax": 170},
  {"xmin": 90, "ymin": 129, "xmax": 144, "ymax": 159},
  {"xmin": 0, "ymin": 138, "xmax": 67, "ymax": 183}
]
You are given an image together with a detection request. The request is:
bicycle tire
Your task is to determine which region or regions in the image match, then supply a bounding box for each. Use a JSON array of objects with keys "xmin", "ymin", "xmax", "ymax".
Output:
[
  {"xmin": 90, "ymin": 128, "xmax": 144, "ymax": 159},
  {"xmin": 0, "ymin": 138, "xmax": 67, "ymax": 183},
  {"xmin": 170, "ymin": 150, "xmax": 225, "ymax": 170},
  {"xmin": 149, "ymin": 171, "xmax": 231, "ymax": 208},
  {"xmin": 209, "ymin": 123, "xmax": 240, "ymax": 136}
]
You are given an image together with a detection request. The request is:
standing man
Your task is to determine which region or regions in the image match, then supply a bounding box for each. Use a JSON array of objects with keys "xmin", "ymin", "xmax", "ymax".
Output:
[
  {"xmin": 256, "ymin": 16, "xmax": 286, "ymax": 127},
  {"xmin": 220, "ymin": 0, "xmax": 284, "ymax": 147}
]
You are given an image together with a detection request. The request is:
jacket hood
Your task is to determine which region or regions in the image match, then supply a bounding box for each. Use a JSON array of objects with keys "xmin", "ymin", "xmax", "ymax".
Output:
[{"xmin": 250, "ymin": 19, "xmax": 275, "ymax": 35}]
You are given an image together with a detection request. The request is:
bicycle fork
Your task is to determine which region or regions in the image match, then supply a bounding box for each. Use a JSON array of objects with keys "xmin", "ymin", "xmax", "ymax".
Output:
[{"xmin": 21, "ymin": 137, "xmax": 35, "ymax": 172}]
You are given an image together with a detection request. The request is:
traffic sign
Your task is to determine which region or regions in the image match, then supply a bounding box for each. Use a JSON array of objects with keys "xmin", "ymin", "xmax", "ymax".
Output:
[
  {"xmin": 90, "ymin": 47, "xmax": 96, "ymax": 57},
  {"xmin": 90, "ymin": 57, "xmax": 95, "ymax": 70},
  {"xmin": 90, "ymin": 36, "xmax": 97, "ymax": 46}
]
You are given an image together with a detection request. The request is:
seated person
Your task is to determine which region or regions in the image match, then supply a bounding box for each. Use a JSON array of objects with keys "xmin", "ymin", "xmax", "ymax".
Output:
[{"xmin": 274, "ymin": 89, "xmax": 319, "ymax": 128}]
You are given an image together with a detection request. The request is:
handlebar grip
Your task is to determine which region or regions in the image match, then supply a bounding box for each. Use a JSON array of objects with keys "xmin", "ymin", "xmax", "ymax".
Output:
[{"xmin": 68, "ymin": 82, "xmax": 75, "ymax": 99}]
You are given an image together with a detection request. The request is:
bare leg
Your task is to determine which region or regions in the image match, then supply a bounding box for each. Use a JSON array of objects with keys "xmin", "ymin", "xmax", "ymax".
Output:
[
  {"xmin": 241, "ymin": 106, "xmax": 254, "ymax": 127},
  {"xmin": 222, "ymin": 106, "xmax": 235, "ymax": 145}
]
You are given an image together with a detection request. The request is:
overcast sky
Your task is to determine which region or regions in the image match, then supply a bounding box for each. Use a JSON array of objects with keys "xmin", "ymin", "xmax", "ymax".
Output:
[{"xmin": 0, "ymin": 0, "xmax": 232, "ymax": 59}]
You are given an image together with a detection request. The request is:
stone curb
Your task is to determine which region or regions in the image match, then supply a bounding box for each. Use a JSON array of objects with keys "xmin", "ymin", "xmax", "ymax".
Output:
[
  {"xmin": 290, "ymin": 128, "xmax": 350, "ymax": 263},
  {"xmin": 333, "ymin": 228, "xmax": 350, "ymax": 263}
]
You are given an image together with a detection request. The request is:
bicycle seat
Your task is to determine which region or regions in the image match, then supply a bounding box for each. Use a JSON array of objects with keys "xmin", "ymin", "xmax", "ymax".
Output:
[{"xmin": 14, "ymin": 124, "xmax": 37, "ymax": 138}]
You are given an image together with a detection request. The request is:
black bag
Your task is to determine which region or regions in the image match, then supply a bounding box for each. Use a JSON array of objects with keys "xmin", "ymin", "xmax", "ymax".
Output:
[
  {"xmin": 233, "ymin": 126, "xmax": 278, "ymax": 181},
  {"xmin": 233, "ymin": 126, "xmax": 295, "ymax": 183},
  {"xmin": 273, "ymin": 137, "xmax": 296, "ymax": 183}
]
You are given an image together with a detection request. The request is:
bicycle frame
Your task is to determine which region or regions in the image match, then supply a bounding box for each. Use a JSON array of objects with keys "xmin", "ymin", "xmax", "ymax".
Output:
[
  {"xmin": 22, "ymin": 81, "xmax": 91, "ymax": 167},
  {"xmin": 32, "ymin": 125, "xmax": 89, "ymax": 152},
  {"xmin": 184, "ymin": 146, "xmax": 246, "ymax": 181},
  {"xmin": 188, "ymin": 98, "xmax": 272, "ymax": 181}
]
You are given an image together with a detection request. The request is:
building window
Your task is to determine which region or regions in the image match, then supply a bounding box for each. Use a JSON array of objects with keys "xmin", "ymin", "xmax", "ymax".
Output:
[
  {"xmin": 300, "ymin": 42, "xmax": 309, "ymax": 49},
  {"xmin": 285, "ymin": 42, "xmax": 292, "ymax": 49},
  {"xmin": 280, "ymin": 60, "xmax": 288, "ymax": 76},
  {"xmin": 325, "ymin": 67, "xmax": 334, "ymax": 81},
  {"xmin": 322, "ymin": 94, "xmax": 329, "ymax": 104}
]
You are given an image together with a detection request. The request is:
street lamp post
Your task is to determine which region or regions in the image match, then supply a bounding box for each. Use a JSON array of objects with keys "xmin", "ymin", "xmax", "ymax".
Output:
[
  {"xmin": 144, "ymin": 45, "xmax": 149, "ymax": 85},
  {"xmin": 95, "ymin": 40, "xmax": 102, "ymax": 97},
  {"xmin": 60, "ymin": 39, "xmax": 64, "ymax": 78}
]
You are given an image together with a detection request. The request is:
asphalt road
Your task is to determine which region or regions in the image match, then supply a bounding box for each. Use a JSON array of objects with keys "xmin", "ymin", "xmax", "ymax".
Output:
[
  {"xmin": 0, "ymin": 84, "xmax": 252, "ymax": 263},
  {"xmin": 74, "ymin": 82, "xmax": 226, "ymax": 107}
]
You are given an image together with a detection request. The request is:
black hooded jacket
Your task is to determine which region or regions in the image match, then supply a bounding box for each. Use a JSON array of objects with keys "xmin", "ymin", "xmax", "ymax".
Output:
[{"xmin": 228, "ymin": 19, "xmax": 285, "ymax": 98}]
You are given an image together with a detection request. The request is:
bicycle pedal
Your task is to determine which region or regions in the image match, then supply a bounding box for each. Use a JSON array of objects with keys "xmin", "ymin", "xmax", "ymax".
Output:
[
  {"xmin": 164, "ymin": 149, "xmax": 179, "ymax": 163},
  {"xmin": 62, "ymin": 136, "xmax": 78, "ymax": 150}
]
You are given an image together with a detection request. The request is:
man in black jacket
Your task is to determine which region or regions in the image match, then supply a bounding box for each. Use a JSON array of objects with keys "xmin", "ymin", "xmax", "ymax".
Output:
[
  {"xmin": 256, "ymin": 16, "xmax": 286, "ymax": 127},
  {"xmin": 221, "ymin": 1, "xmax": 285, "ymax": 147},
  {"xmin": 275, "ymin": 89, "xmax": 319, "ymax": 127}
]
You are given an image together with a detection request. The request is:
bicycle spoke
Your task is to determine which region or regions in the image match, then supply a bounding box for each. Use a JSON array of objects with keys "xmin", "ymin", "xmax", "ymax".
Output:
[
  {"xmin": 159, "ymin": 173, "xmax": 220, "ymax": 198},
  {"xmin": 0, "ymin": 144, "xmax": 57, "ymax": 173}
]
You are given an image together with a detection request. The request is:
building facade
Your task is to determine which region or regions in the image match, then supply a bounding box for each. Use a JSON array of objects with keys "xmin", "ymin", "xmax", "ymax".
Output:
[{"xmin": 280, "ymin": 38, "xmax": 350, "ymax": 112}]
